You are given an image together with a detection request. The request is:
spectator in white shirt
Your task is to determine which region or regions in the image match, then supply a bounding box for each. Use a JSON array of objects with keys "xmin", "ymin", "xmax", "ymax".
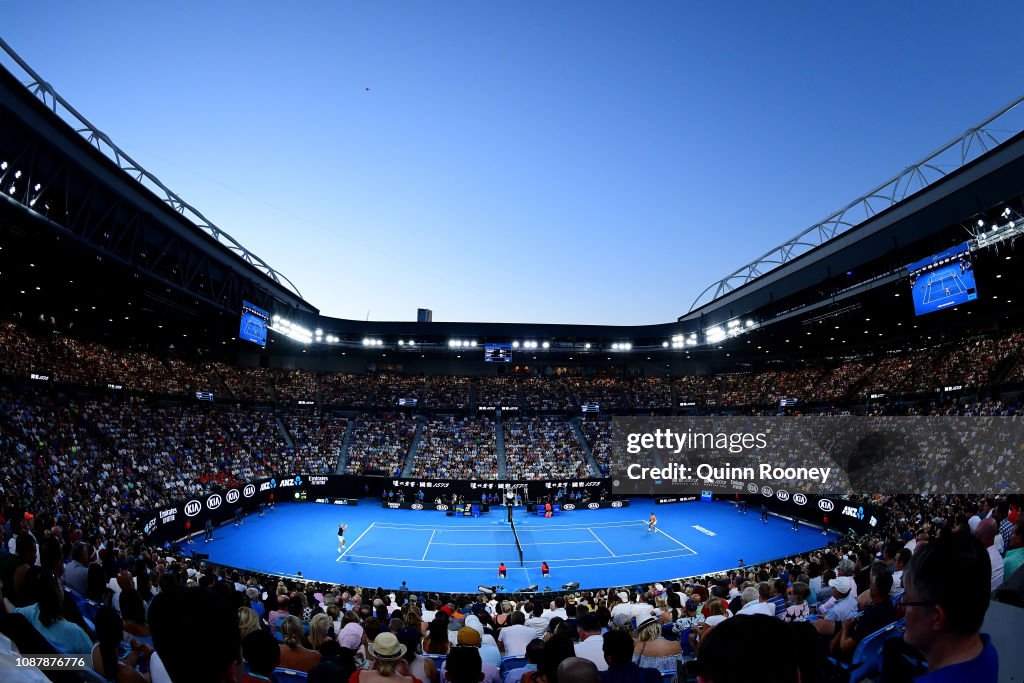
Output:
[
  {"xmin": 524, "ymin": 602, "xmax": 550, "ymax": 639},
  {"xmin": 735, "ymin": 585, "xmax": 775, "ymax": 617},
  {"xmin": 976, "ymin": 518, "xmax": 1005, "ymax": 590},
  {"xmin": 572, "ymin": 612, "xmax": 607, "ymax": 671},
  {"xmin": 499, "ymin": 611, "xmax": 537, "ymax": 655},
  {"xmin": 542, "ymin": 597, "xmax": 568, "ymax": 621}
]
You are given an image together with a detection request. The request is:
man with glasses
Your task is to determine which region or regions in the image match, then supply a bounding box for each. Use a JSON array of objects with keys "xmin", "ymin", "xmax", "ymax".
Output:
[{"xmin": 898, "ymin": 533, "xmax": 998, "ymax": 682}]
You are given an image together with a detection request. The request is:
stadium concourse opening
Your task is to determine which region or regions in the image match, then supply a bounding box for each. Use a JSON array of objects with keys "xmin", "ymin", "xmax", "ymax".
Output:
[{"xmin": 198, "ymin": 499, "xmax": 836, "ymax": 592}]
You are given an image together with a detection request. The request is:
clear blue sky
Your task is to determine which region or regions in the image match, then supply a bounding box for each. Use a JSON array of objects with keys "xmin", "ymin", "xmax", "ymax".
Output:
[{"xmin": 4, "ymin": 2, "xmax": 1023, "ymax": 325}]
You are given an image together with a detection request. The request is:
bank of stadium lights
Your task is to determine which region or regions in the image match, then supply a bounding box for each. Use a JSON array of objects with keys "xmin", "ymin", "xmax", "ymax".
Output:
[
  {"xmin": 611, "ymin": 342, "xmax": 632, "ymax": 351},
  {"xmin": 669, "ymin": 333, "xmax": 698, "ymax": 349},
  {"xmin": 363, "ymin": 338, "xmax": 384, "ymax": 347},
  {"xmin": 513, "ymin": 341, "xmax": 540, "ymax": 349},
  {"xmin": 396, "ymin": 340, "xmax": 415, "ymax": 347},
  {"xmin": 705, "ymin": 326, "xmax": 726, "ymax": 344},
  {"xmin": 268, "ymin": 317, "xmax": 313, "ymax": 344},
  {"xmin": 448, "ymin": 339, "xmax": 478, "ymax": 348}
]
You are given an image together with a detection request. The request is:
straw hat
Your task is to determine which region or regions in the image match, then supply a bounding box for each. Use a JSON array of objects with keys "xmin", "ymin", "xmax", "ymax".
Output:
[{"xmin": 368, "ymin": 632, "xmax": 407, "ymax": 661}]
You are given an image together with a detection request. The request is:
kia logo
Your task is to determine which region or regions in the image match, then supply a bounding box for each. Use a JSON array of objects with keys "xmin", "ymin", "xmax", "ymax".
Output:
[
  {"xmin": 226, "ymin": 489, "xmax": 240, "ymax": 504},
  {"xmin": 611, "ymin": 501, "xmax": 623, "ymax": 508},
  {"xmin": 747, "ymin": 483, "xmax": 758, "ymax": 493},
  {"xmin": 776, "ymin": 490, "xmax": 790, "ymax": 501},
  {"xmin": 243, "ymin": 484, "xmax": 256, "ymax": 498},
  {"xmin": 207, "ymin": 494, "xmax": 223, "ymax": 510},
  {"xmin": 819, "ymin": 499, "xmax": 834, "ymax": 512},
  {"xmin": 588, "ymin": 503, "xmax": 600, "ymax": 509},
  {"xmin": 793, "ymin": 494, "xmax": 808, "ymax": 506},
  {"xmin": 563, "ymin": 504, "xmax": 576, "ymax": 511},
  {"xmin": 761, "ymin": 486, "xmax": 774, "ymax": 497},
  {"xmin": 411, "ymin": 503, "xmax": 424, "ymax": 510},
  {"xmin": 184, "ymin": 500, "xmax": 202, "ymax": 517},
  {"xmin": 436, "ymin": 505, "xmax": 449, "ymax": 511}
]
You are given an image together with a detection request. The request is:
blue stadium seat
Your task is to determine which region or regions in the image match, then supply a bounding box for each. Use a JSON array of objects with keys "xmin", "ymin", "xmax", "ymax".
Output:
[
  {"xmin": 274, "ymin": 667, "xmax": 309, "ymax": 683},
  {"xmin": 500, "ymin": 655, "xmax": 527, "ymax": 679},
  {"xmin": 826, "ymin": 619, "xmax": 903, "ymax": 683},
  {"xmin": 424, "ymin": 653, "xmax": 447, "ymax": 668}
]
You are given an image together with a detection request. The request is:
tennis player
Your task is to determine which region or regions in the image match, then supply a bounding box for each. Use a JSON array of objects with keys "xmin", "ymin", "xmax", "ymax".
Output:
[
  {"xmin": 337, "ymin": 522, "xmax": 348, "ymax": 552},
  {"xmin": 647, "ymin": 512, "xmax": 657, "ymax": 533}
]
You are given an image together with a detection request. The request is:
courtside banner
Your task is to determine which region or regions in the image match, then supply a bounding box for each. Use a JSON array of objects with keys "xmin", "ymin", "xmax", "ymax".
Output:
[{"xmin": 610, "ymin": 416, "xmax": 1024, "ymax": 495}]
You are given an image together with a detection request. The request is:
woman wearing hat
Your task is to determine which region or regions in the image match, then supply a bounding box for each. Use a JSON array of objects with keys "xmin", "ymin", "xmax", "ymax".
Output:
[
  {"xmin": 631, "ymin": 616, "xmax": 682, "ymax": 674},
  {"xmin": 350, "ymin": 632, "xmax": 422, "ymax": 683}
]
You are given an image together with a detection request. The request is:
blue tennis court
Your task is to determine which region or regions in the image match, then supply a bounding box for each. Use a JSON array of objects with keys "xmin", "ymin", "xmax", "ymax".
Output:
[
  {"xmin": 922, "ymin": 265, "xmax": 967, "ymax": 304},
  {"xmin": 200, "ymin": 499, "xmax": 836, "ymax": 592}
]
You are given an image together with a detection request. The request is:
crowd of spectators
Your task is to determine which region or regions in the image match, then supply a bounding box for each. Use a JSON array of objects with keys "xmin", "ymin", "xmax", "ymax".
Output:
[
  {"xmin": 623, "ymin": 378, "xmax": 673, "ymax": 409},
  {"xmin": 424, "ymin": 376, "xmax": 471, "ymax": 410},
  {"xmin": 284, "ymin": 413, "xmax": 350, "ymax": 474},
  {"xmin": 374, "ymin": 376, "xmax": 427, "ymax": 409},
  {"xmin": 0, "ymin": 490, "xmax": 1013, "ymax": 681},
  {"xmin": 409, "ymin": 417, "xmax": 499, "ymax": 479},
  {"xmin": 322, "ymin": 373, "xmax": 378, "ymax": 408},
  {"xmin": 566, "ymin": 378, "xmax": 628, "ymax": 411},
  {"xmin": 346, "ymin": 415, "xmax": 418, "ymax": 476},
  {"xmin": 671, "ymin": 376, "xmax": 720, "ymax": 407},
  {"xmin": 274, "ymin": 369, "xmax": 321, "ymax": 402},
  {"xmin": 476, "ymin": 378, "xmax": 522, "ymax": 408},
  {"xmin": 220, "ymin": 366, "xmax": 277, "ymax": 403},
  {"xmin": 580, "ymin": 417, "xmax": 613, "ymax": 476},
  {"xmin": 3, "ymin": 321, "xmax": 1024, "ymax": 412},
  {"xmin": 504, "ymin": 417, "xmax": 590, "ymax": 479},
  {"xmin": 520, "ymin": 379, "xmax": 574, "ymax": 411}
]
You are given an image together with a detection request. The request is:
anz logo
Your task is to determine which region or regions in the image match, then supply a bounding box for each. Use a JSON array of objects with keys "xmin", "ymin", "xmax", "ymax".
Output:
[
  {"xmin": 207, "ymin": 494, "xmax": 223, "ymax": 510},
  {"xmin": 842, "ymin": 505, "xmax": 865, "ymax": 520},
  {"xmin": 226, "ymin": 489, "xmax": 240, "ymax": 504},
  {"xmin": 184, "ymin": 500, "xmax": 202, "ymax": 517},
  {"xmin": 243, "ymin": 484, "xmax": 256, "ymax": 498}
]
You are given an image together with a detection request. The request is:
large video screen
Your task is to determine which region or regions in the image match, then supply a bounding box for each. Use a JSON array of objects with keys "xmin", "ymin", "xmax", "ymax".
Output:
[
  {"xmin": 239, "ymin": 300, "xmax": 269, "ymax": 347},
  {"xmin": 484, "ymin": 343, "xmax": 512, "ymax": 363},
  {"xmin": 907, "ymin": 242, "xmax": 978, "ymax": 316}
]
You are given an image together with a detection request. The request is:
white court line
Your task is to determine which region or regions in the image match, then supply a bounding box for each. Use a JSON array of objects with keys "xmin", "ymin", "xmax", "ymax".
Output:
[
  {"xmin": 430, "ymin": 540, "xmax": 602, "ymax": 547},
  {"xmin": 422, "ymin": 529, "xmax": 436, "ymax": 561},
  {"xmin": 343, "ymin": 547, "xmax": 691, "ymax": 564},
  {"xmin": 333, "ymin": 550, "xmax": 698, "ymax": 572},
  {"xmin": 588, "ymin": 528, "xmax": 617, "ymax": 558},
  {"xmin": 654, "ymin": 527, "xmax": 698, "ymax": 554},
  {"xmin": 337, "ymin": 522, "xmax": 375, "ymax": 561},
  {"xmin": 370, "ymin": 520, "xmax": 648, "ymax": 531}
]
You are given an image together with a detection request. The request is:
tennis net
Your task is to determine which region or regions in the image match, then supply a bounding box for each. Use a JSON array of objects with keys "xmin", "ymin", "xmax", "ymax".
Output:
[{"xmin": 510, "ymin": 516, "xmax": 524, "ymax": 567}]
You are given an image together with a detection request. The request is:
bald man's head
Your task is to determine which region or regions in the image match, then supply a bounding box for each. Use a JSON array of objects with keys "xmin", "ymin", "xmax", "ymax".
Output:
[
  {"xmin": 976, "ymin": 518, "xmax": 998, "ymax": 547},
  {"xmin": 557, "ymin": 657, "xmax": 599, "ymax": 683}
]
